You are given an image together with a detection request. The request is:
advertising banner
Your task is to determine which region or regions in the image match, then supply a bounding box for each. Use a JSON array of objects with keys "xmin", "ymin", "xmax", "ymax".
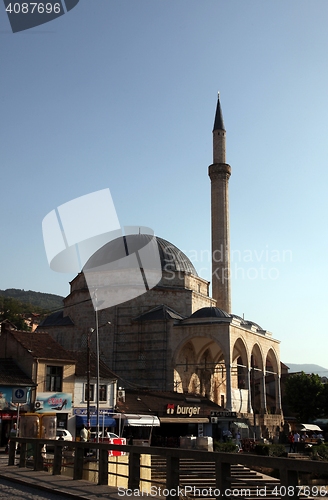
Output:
[{"xmin": 35, "ymin": 392, "xmax": 72, "ymax": 412}]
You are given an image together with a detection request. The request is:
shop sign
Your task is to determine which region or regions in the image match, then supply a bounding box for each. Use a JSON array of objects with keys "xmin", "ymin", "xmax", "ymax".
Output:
[
  {"xmin": 166, "ymin": 404, "xmax": 201, "ymax": 417},
  {"xmin": 73, "ymin": 407, "xmax": 111, "ymax": 415},
  {"xmin": 35, "ymin": 392, "xmax": 72, "ymax": 412},
  {"xmin": 210, "ymin": 411, "xmax": 237, "ymax": 418},
  {"xmin": 0, "ymin": 386, "xmax": 31, "ymax": 412}
]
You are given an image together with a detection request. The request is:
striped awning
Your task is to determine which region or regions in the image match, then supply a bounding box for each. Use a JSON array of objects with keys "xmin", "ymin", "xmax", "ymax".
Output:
[{"xmin": 160, "ymin": 417, "xmax": 209, "ymax": 424}]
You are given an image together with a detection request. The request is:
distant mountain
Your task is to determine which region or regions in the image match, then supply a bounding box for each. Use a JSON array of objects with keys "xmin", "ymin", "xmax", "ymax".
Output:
[
  {"xmin": 285, "ymin": 363, "xmax": 328, "ymax": 377},
  {"xmin": 0, "ymin": 288, "xmax": 64, "ymax": 312}
]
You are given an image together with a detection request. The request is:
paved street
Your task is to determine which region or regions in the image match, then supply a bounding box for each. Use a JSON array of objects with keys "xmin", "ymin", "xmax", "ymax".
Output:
[{"xmin": 0, "ymin": 476, "xmax": 71, "ymax": 500}]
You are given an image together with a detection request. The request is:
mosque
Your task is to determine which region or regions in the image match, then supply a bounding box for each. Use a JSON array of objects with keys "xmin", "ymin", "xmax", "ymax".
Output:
[{"xmin": 40, "ymin": 95, "xmax": 283, "ymax": 440}]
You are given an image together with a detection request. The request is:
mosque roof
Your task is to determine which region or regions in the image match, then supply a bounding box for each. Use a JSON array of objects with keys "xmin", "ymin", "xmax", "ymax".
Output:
[
  {"xmin": 39, "ymin": 310, "xmax": 74, "ymax": 327},
  {"xmin": 83, "ymin": 234, "xmax": 198, "ymax": 276},
  {"xmin": 189, "ymin": 307, "xmax": 231, "ymax": 319},
  {"xmin": 133, "ymin": 304, "xmax": 185, "ymax": 322}
]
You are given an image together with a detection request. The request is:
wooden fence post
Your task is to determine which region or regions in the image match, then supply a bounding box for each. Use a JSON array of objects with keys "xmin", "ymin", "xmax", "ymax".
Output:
[
  {"xmin": 128, "ymin": 452, "xmax": 140, "ymax": 490},
  {"xmin": 73, "ymin": 445, "xmax": 84, "ymax": 480},
  {"xmin": 52, "ymin": 444, "xmax": 63, "ymax": 475},
  {"xmin": 215, "ymin": 457, "xmax": 231, "ymax": 499},
  {"xmin": 98, "ymin": 448, "xmax": 109, "ymax": 485},
  {"xmin": 280, "ymin": 467, "xmax": 299, "ymax": 500},
  {"xmin": 34, "ymin": 442, "xmax": 44, "ymax": 471},
  {"xmin": 19, "ymin": 442, "xmax": 27, "ymax": 468},
  {"xmin": 8, "ymin": 440, "xmax": 15, "ymax": 466},
  {"xmin": 166, "ymin": 455, "xmax": 180, "ymax": 500}
]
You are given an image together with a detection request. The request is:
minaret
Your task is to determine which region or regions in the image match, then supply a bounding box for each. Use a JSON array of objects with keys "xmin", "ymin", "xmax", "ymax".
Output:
[{"xmin": 208, "ymin": 93, "xmax": 231, "ymax": 313}]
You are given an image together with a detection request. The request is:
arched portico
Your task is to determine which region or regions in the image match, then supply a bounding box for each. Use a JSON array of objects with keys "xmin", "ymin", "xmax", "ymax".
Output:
[
  {"xmin": 265, "ymin": 348, "xmax": 282, "ymax": 414},
  {"xmin": 173, "ymin": 336, "xmax": 228, "ymax": 406},
  {"xmin": 231, "ymin": 337, "xmax": 250, "ymax": 413}
]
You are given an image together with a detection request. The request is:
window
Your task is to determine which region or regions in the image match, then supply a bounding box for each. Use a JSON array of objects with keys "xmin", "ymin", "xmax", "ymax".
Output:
[
  {"xmin": 46, "ymin": 365, "xmax": 63, "ymax": 392},
  {"xmin": 84, "ymin": 384, "xmax": 107, "ymax": 402},
  {"xmin": 84, "ymin": 384, "xmax": 95, "ymax": 402},
  {"xmin": 99, "ymin": 385, "xmax": 107, "ymax": 402}
]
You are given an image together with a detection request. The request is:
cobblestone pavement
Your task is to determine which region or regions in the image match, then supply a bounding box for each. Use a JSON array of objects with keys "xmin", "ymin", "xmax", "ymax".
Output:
[{"xmin": 0, "ymin": 476, "xmax": 71, "ymax": 500}]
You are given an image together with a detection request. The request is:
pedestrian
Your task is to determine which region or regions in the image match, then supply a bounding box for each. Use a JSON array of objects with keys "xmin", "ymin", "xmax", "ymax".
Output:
[
  {"xmin": 293, "ymin": 431, "xmax": 300, "ymax": 452},
  {"xmin": 80, "ymin": 424, "xmax": 88, "ymax": 456},
  {"xmin": 9, "ymin": 422, "xmax": 18, "ymax": 452},
  {"xmin": 288, "ymin": 432, "xmax": 294, "ymax": 452},
  {"xmin": 236, "ymin": 431, "xmax": 242, "ymax": 451},
  {"xmin": 80, "ymin": 424, "xmax": 88, "ymax": 442}
]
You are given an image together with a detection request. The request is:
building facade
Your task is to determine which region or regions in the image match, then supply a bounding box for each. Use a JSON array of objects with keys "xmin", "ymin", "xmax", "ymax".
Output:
[{"xmin": 39, "ymin": 95, "xmax": 283, "ymax": 439}]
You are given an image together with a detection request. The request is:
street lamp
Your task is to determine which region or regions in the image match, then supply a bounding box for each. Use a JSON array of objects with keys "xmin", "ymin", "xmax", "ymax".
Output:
[{"xmin": 89, "ymin": 292, "xmax": 111, "ymax": 446}]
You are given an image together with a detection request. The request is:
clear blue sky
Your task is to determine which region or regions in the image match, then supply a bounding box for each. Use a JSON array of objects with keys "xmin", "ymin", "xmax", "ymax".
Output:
[{"xmin": 1, "ymin": 0, "xmax": 328, "ymax": 369}]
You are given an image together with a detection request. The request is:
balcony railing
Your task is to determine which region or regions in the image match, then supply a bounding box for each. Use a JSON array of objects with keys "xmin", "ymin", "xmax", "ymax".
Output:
[{"xmin": 8, "ymin": 438, "xmax": 328, "ymax": 500}]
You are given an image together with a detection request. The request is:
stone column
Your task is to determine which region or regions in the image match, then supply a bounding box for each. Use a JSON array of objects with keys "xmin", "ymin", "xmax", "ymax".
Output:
[
  {"xmin": 247, "ymin": 367, "xmax": 253, "ymax": 413},
  {"xmin": 275, "ymin": 374, "xmax": 282, "ymax": 414},
  {"xmin": 225, "ymin": 362, "xmax": 233, "ymax": 411},
  {"xmin": 260, "ymin": 370, "xmax": 267, "ymax": 413}
]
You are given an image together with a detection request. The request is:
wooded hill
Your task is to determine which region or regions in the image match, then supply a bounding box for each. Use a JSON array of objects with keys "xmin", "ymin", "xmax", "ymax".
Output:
[{"xmin": 0, "ymin": 288, "xmax": 64, "ymax": 311}]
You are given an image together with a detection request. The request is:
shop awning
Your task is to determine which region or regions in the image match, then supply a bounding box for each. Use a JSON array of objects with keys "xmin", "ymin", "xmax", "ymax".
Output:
[
  {"xmin": 300, "ymin": 424, "xmax": 323, "ymax": 432},
  {"xmin": 160, "ymin": 417, "xmax": 209, "ymax": 424},
  {"xmin": 75, "ymin": 415, "xmax": 116, "ymax": 427},
  {"xmin": 124, "ymin": 415, "xmax": 160, "ymax": 427},
  {"xmin": 232, "ymin": 422, "xmax": 249, "ymax": 429}
]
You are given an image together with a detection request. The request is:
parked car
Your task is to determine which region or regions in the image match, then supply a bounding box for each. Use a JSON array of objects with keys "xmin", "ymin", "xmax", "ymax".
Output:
[
  {"xmin": 89, "ymin": 431, "xmax": 126, "ymax": 456},
  {"xmin": 56, "ymin": 428, "xmax": 73, "ymax": 441},
  {"xmin": 90, "ymin": 431, "xmax": 119, "ymax": 442},
  {"xmin": 46, "ymin": 428, "xmax": 73, "ymax": 452}
]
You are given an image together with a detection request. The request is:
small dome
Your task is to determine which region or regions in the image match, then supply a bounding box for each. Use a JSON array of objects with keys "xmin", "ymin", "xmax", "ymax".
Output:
[
  {"xmin": 84, "ymin": 234, "xmax": 197, "ymax": 276},
  {"xmin": 189, "ymin": 307, "xmax": 231, "ymax": 319}
]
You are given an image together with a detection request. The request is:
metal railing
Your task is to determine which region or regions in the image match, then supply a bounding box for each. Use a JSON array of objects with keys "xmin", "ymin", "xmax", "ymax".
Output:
[{"xmin": 8, "ymin": 438, "xmax": 328, "ymax": 500}]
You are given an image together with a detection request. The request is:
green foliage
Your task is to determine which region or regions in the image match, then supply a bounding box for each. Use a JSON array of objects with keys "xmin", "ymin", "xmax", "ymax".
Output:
[
  {"xmin": 0, "ymin": 296, "xmax": 30, "ymax": 330},
  {"xmin": 214, "ymin": 442, "xmax": 238, "ymax": 453},
  {"xmin": 254, "ymin": 443, "xmax": 269, "ymax": 455},
  {"xmin": 253, "ymin": 443, "xmax": 287, "ymax": 457},
  {"xmin": 284, "ymin": 372, "xmax": 326, "ymax": 421},
  {"xmin": 268, "ymin": 444, "xmax": 287, "ymax": 457},
  {"xmin": 311, "ymin": 444, "xmax": 328, "ymax": 461}
]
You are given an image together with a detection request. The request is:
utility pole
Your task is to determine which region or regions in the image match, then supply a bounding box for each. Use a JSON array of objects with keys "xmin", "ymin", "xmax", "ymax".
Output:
[{"xmin": 86, "ymin": 331, "xmax": 91, "ymax": 428}]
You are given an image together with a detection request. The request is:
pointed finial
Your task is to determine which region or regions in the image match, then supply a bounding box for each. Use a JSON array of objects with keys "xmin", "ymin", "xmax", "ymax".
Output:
[{"xmin": 213, "ymin": 92, "xmax": 225, "ymax": 132}]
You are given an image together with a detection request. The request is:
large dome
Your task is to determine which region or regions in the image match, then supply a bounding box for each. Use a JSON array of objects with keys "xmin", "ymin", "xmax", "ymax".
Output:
[
  {"xmin": 189, "ymin": 307, "xmax": 230, "ymax": 319},
  {"xmin": 84, "ymin": 234, "xmax": 198, "ymax": 276}
]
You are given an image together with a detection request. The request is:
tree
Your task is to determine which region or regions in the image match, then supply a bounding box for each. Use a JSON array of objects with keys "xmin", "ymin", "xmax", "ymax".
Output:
[
  {"xmin": 284, "ymin": 372, "xmax": 325, "ymax": 422},
  {"xmin": 0, "ymin": 296, "xmax": 31, "ymax": 331}
]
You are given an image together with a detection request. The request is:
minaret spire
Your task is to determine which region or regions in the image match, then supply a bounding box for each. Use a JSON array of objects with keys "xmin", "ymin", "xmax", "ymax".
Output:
[
  {"xmin": 208, "ymin": 93, "xmax": 231, "ymax": 313},
  {"xmin": 213, "ymin": 91, "xmax": 225, "ymax": 132}
]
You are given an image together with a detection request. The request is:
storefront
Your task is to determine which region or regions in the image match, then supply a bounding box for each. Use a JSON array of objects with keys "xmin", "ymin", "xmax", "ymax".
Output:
[
  {"xmin": 74, "ymin": 408, "xmax": 116, "ymax": 435},
  {"xmin": 118, "ymin": 414, "xmax": 161, "ymax": 445},
  {"xmin": 34, "ymin": 392, "xmax": 72, "ymax": 434},
  {"xmin": 0, "ymin": 384, "xmax": 33, "ymax": 446},
  {"xmin": 210, "ymin": 411, "xmax": 250, "ymax": 441},
  {"xmin": 115, "ymin": 390, "xmax": 231, "ymax": 448}
]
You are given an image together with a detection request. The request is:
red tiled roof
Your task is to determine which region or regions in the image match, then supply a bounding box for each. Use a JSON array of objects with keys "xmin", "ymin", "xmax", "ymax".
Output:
[
  {"xmin": 0, "ymin": 358, "xmax": 35, "ymax": 386},
  {"xmin": 9, "ymin": 330, "xmax": 75, "ymax": 361}
]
